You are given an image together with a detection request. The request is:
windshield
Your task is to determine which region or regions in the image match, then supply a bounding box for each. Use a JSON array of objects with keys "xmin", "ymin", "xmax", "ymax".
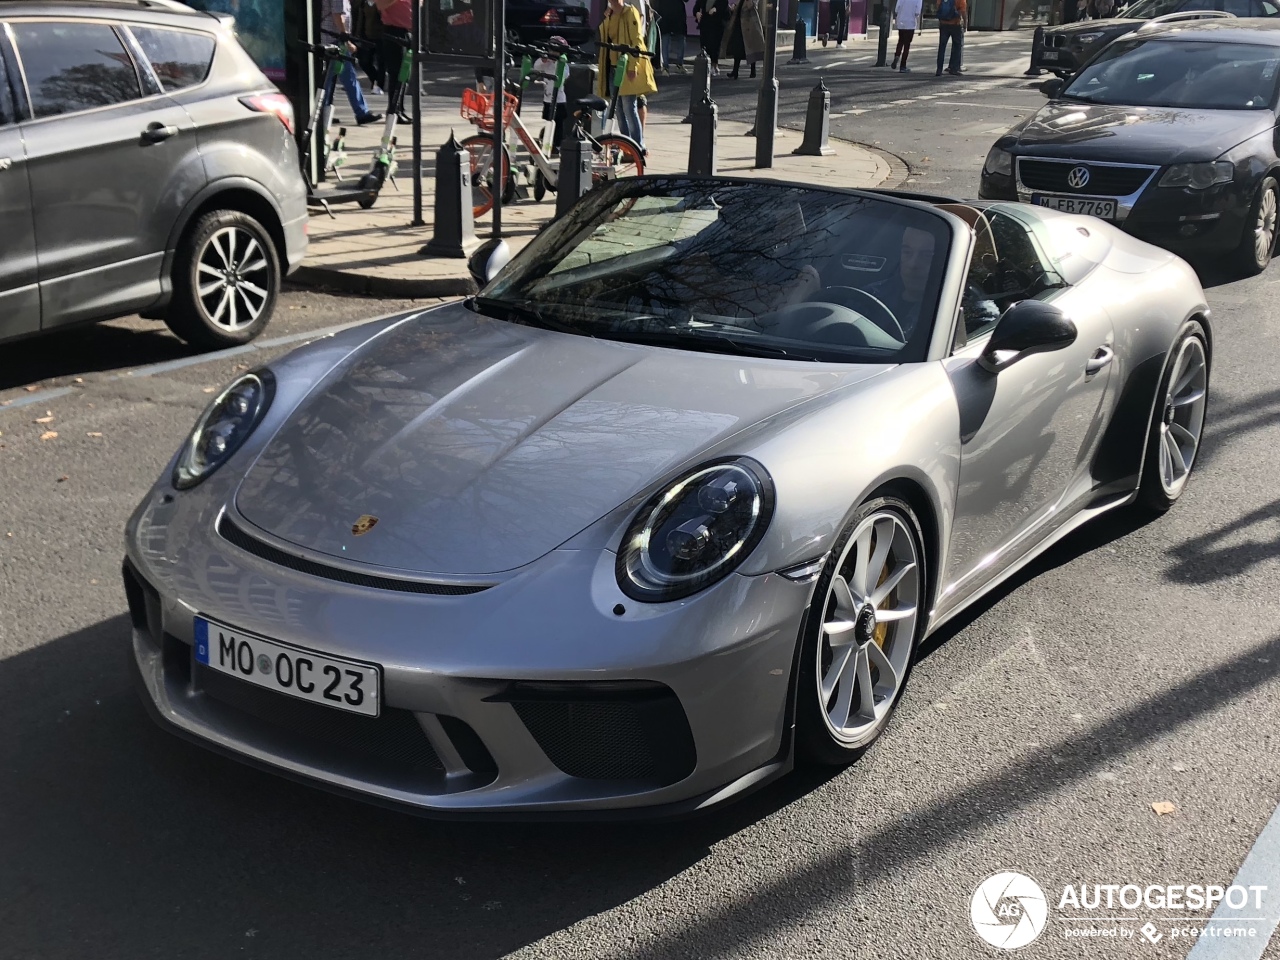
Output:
[
  {"xmin": 1063, "ymin": 38, "xmax": 1280, "ymax": 109},
  {"xmin": 1119, "ymin": 0, "xmax": 1190, "ymax": 17},
  {"xmin": 477, "ymin": 179, "xmax": 953, "ymax": 364}
]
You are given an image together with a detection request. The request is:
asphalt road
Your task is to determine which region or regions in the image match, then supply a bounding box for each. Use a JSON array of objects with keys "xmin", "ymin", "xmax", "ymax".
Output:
[{"xmin": 4, "ymin": 33, "xmax": 1280, "ymax": 960}]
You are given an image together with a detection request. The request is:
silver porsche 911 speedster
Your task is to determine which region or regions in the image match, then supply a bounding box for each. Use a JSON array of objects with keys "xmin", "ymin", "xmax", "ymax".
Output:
[{"xmin": 125, "ymin": 177, "xmax": 1211, "ymax": 817}]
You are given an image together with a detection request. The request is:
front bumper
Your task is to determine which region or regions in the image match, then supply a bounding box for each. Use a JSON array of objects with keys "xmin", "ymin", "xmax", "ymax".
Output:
[{"xmin": 124, "ymin": 489, "xmax": 813, "ymax": 817}]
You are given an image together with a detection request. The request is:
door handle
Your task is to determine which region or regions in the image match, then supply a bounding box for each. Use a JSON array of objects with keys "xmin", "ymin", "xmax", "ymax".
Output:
[
  {"xmin": 142, "ymin": 123, "xmax": 179, "ymax": 143},
  {"xmin": 1085, "ymin": 346, "xmax": 1114, "ymax": 376}
]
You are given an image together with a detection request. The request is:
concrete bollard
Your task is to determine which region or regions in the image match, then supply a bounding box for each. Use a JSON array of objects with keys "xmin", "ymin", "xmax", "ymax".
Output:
[
  {"xmin": 556, "ymin": 126, "xmax": 593, "ymax": 219},
  {"xmin": 684, "ymin": 49, "xmax": 711, "ymax": 124},
  {"xmin": 792, "ymin": 78, "xmax": 835, "ymax": 156},
  {"xmin": 1025, "ymin": 25, "xmax": 1045, "ymax": 76},
  {"xmin": 688, "ymin": 95, "xmax": 718, "ymax": 175},
  {"xmin": 421, "ymin": 133, "xmax": 480, "ymax": 259},
  {"xmin": 787, "ymin": 19, "xmax": 810, "ymax": 64}
]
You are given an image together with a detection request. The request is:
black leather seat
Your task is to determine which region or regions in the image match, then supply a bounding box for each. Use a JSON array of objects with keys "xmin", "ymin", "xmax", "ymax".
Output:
[{"xmin": 574, "ymin": 95, "xmax": 607, "ymax": 112}]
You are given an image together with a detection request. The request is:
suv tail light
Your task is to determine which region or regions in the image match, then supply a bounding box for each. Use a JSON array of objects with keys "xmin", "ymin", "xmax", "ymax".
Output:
[
  {"xmin": 541, "ymin": 9, "xmax": 562, "ymax": 23},
  {"xmin": 240, "ymin": 93, "xmax": 295, "ymax": 134}
]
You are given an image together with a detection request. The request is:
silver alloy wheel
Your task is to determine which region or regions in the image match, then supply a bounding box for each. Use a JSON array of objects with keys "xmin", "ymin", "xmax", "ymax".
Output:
[
  {"xmin": 196, "ymin": 226, "xmax": 271, "ymax": 332},
  {"xmin": 1158, "ymin": 335, "xmax": 1208, "ymax": 498},
  {"xmin": 1257, "ymin": 186, "xmax": 1278, "ymax": 266},
  {"xmin": 818, "ymin": 511, "xmax": 920, "ymax": 743}
]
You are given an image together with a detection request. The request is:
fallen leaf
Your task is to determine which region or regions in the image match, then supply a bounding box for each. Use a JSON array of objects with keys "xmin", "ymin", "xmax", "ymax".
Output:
[
  {"xmin": 86, "ymin": 432, "xmax": 103, "ymax": 438},
  {"xmin": 90, "ymin": 579, "xmax": 98, "ymax": 585},
  {"xmin": 40, "ymin": 431, "xmax": 58, "ymax": 441},
  {"xmin": 74, "ymin": 377, "xmax": 84, "ymax": 384},
  {"xmin": 202, "ymin": 387, "xmax": 216, "ymax": 394},
  {"xmin": 56, "ymin": 475, "xmax": 69, "ymax": 483},
  {"xmin": 24, "ymin": 385, "xmax": 38, "ymax": 392},
  {"xmin": 34, "ymin": 415, "xmax": 53, "ymax": 424},
  {"xmin": 1151, "ymin": 801, "xmax": 1177, "ymax": 816}
]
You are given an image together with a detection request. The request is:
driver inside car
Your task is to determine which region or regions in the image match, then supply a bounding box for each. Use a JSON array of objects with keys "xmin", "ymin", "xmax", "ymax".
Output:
[{"xmin": 863, "ymin": 225, "xmax": 936, "ymax": 338}]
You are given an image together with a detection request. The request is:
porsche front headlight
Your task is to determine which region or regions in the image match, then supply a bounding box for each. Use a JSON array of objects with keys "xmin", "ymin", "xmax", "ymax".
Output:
[
  {"xmin": 172, "ymin": 370, "xmax": 274, "ymax": 490},
  {"xmin": 617, "ymin": 458, "xmax": 774, "ymax": 602}
]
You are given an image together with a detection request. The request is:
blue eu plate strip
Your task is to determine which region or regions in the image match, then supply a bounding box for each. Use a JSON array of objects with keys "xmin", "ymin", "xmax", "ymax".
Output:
[{"xmin": 194, "ymin": 618, "xmax": 210, "ymax": 665}]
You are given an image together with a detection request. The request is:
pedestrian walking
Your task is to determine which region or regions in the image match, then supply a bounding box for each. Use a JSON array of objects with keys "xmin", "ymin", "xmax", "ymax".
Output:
[
  {"xmin": 534, "ymin": 37, "xmax": 569, "ymax": 151},
  {"xmin": 891, "ymin": 0, "xmax": 922, "ymax": 71},
  {"xmin": 373, "ymin": 0, "xmax": 412, "ymax": 122},
  {"xmin": 1062, "ymin": 0, "xmax": 1080, "ymax": 22},
  {"xmin": 692, "ymin": 0, "xmax": 730, "ymax": 74},
  {"xmin": 353, "ymin": 0, "xmax": 384, "ymax": 93},
  {"xmin": 1085, "ymin": 0, "xmax": 1116, "ymax": 17},
  {"xmin": 321, "ymin": 0, "xmax": 382, "ymax": 124},
  {"xmin": 934, "ymin": 0, "xmax": 966, "ymax": 76},
  {"xmin": 597, "ymin": 0, "xmax": 657, "ymax": 150},
  {"xmin": 657, "ymin": 0, "xmax": 689, "ymax": 72},
  {"xmin": 721, "ymin": 0, "xmax": 764, "ymax": 79},
  {"xmin": 826, "ymin": 0, "xmax": 851, "ymax": 48}
]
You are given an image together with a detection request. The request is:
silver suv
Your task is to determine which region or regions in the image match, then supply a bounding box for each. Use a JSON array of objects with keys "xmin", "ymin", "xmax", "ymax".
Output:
[{"xmin": 0, "ymin": 0, "xmax": 308, "ymax": 350}]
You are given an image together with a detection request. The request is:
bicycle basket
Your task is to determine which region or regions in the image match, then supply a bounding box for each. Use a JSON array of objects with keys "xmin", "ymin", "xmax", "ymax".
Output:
[{"xmin": 461, "ymin": 88, "xmax": 519, "ymax": 129}]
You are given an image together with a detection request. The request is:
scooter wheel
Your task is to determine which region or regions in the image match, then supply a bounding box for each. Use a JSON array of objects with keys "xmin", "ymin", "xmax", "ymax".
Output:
[
  {"xmin": 356, "ymin": 172, "xmax": 381, "ymax": 210},
  {"xmin": 534, "ymin": 172, "xmax": 547, "ymax": 202}
]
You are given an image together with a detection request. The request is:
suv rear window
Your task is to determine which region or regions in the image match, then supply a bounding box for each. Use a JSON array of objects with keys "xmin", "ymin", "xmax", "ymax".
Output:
[
  {"xmin": 11, "ymin": 21, "xmax": 142, "ymax": 118},
  {"xmin": 130, "ymin": 26, "xmax": 215, "ymax": 91}
]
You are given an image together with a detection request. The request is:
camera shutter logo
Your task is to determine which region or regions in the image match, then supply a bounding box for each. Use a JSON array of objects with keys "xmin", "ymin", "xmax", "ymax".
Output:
[
  {"xmin": 1067, "ymin": 166, "xmax": 1091, "ymax": 189},
  {"xmin": 971, "ymin": 872, "xmax": 1049, "ymax": 950}
]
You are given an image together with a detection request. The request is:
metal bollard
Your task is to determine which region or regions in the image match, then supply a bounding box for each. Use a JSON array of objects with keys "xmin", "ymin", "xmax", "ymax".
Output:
[
  {"xmin": 1025, "ymin": 25, "xmax": 1045, "ymax": 76},
  {"xmin": 556, "ymin": 126, "xmax": 593, "ymax": 220},
  {"xmin": 688, "ymin": 95, "xmax": 718, "ymax": 175},
  {"xmin": 787, "ymin": 19, "xmax": 810, "ymax": 64},
  {"xmin": 793, "ymin": 78, "xmax": 835, "ymax": 156},
  {"xmin": 684, "ymin": 49, "xmax": 711, "ymax": 124},
  {"xmin": 421, "ymin": 132, "xmax": 480, "ymax": 259},
  {"xmin": 874, "ymin": 1, "xmax": 890, "ymax": 67}
]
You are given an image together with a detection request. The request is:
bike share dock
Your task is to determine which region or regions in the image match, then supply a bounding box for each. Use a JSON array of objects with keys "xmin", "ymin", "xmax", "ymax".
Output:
[{"xmin": 292, "ymin": 88, "xmax": 892, "ymax": 298}]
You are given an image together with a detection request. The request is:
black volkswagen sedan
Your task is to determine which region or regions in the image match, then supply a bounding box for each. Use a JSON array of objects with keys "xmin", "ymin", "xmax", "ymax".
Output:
[{"xmin": 981, "ymin": 19, "xmax": 1280, "ymax": 273}]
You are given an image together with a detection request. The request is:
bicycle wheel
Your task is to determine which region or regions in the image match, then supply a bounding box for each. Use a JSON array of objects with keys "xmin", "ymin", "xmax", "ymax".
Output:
[
  {"xmin": 460, "ymin": 134, "xmax": 512, "ymax": 219},
  {"xmin": 591, "ymin": 135, "xmax": 644, "ymax": 187}
]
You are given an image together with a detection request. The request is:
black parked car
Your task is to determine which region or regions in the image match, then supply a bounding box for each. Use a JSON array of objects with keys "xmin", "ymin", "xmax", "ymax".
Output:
[
  {"xmin": 506, "ymin": 0, "xmax": 594, "ymax": 46},
  {"xmin": 1031, "ymin": 1, "xmax": 1278, "ymax": 76},
  {"xmin": 981, "ymin": 19, "xmax": 1280, "ymax": 274}
]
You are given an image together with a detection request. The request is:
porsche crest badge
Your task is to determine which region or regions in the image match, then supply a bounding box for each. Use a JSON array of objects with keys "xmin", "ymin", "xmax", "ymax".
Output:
[{"xmin": 351, "ymin": 514, "xmax": 379, "ymax": 536}]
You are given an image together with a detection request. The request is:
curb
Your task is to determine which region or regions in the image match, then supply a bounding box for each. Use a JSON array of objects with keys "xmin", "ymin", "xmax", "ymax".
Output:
[{"xmin": 291, "ymin": 264, "xmax": 478, "ymax": 299}]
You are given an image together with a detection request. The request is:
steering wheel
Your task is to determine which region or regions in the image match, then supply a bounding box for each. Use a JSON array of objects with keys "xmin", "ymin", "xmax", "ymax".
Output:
[{"xmin": 812, "ymin": 286, "xmax": 906, "ymax": 342}]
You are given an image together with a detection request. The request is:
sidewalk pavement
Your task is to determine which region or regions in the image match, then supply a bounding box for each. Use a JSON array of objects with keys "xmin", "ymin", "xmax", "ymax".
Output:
[{"xmin": 293, "ymin": 90, "xmax": 892, "ymax": 298}]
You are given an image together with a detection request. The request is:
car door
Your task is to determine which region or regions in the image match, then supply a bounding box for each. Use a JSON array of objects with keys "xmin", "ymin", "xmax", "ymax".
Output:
[
  {"xmin": 937, "ymin": 210, "xmax": 1115, "ymax": 615},
  {"xmin": 9, "ymin": 17, "xmax": 196, "ymax": 330},
  {"xmin": 0, "ymin": 30, "xmax": 38, "ymax": 340}
]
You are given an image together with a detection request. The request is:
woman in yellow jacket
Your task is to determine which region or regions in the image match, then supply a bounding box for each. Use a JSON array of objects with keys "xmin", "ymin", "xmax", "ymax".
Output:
[{"xmin": 596, "ymin": 0, "xmax": 657, "ymax": 150}]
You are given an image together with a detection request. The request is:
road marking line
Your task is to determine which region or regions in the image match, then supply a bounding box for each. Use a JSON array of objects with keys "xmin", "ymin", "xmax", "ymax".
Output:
[
  {"xmin": 1186, "ymin": 801, "xmax": 1280, "ymax": 960},
  {"xmin": 937, "ymin": 100, "xmax": 1032, "ymax": 110},
  {"xmin": 0, "ymin": 386, "xmax": 74, "ymax": 411}
]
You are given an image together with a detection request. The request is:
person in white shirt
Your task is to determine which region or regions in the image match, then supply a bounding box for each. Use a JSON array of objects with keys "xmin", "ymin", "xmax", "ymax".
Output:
[
  {"xmin": 534, "ymin": 37, "xmax": 569, "ymax": 153},
  {"xmin": 891, "ymin": 0, "xmax": 923, "ymax": 72}
]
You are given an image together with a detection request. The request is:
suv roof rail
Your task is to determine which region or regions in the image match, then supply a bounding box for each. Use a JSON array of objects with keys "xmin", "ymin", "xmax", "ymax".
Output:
[{"xmin": 1136, "ymin": 9, "xmax": 1236, "ymax": 28}]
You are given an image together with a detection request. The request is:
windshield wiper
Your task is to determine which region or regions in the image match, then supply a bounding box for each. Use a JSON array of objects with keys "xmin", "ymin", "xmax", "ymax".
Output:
[
  {"xmin": 606, "ymin": 328, "xmax": 802, "ymax": 360},
  {"xmin": 467, "ymin": 296, "xmax": 583, "ymax": 335}
]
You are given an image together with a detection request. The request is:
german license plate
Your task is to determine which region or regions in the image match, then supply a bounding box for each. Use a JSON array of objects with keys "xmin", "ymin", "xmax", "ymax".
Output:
[
  {"xmin": 1033, "ymin": 194, "xmax": 1117, "ymax": 218},
  {"xmin": 194, "ymin": 617, "xmax": 381, "ymax": 717},
  {"xmin": 1040, "ymin": 50, "xmax": 1059, "ymax": 61},
  {"xmin": 566, "ymin": 14, "xmax": 584, "ymax": 22}
]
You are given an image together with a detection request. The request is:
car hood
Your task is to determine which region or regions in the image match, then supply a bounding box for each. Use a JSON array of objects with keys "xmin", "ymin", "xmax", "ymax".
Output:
[
  {"xmin": 1044, "ymin": 16, "xmax": 1138, "ymax": 37},
  {"xmin": 234, "ymin": 305, "xmax": 891, "ymax": 576},
  {"xmin": 1010, "ymin": 100, "xmax": 1274, "ymax": 163}
]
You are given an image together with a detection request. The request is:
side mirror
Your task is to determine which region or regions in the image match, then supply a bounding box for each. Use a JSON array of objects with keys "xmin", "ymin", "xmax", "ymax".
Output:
[
  {"xmin": 1040, "ymin": 77, "xmax": 1065, "ymax": 98},
  {"xmin": 468, "ymin": 238, "xmax": 511, "ymax": 288},
  {"xmin": 978, "ymin": 300, "xmax": 1077, "ymax": 373}
]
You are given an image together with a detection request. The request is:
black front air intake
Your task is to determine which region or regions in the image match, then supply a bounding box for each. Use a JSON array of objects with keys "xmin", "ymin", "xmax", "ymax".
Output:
[{"xmin": 491, "ymin": 681, "xmax": 697, "ymax": 786}]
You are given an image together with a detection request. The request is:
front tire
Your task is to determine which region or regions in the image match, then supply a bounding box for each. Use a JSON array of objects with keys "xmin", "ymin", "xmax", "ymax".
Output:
[
  {"xmin": 165, "ymin": 210, "xmax": 280, "ymax": 350},
  {"xmin": 1234, "ymin": 176, "xmax": 1277, "ymax": 276},
  {"xmin": 796, "ymin": 496, "xmax": 927, "ymax": 765},
  {"xmin": 1135, "ymin": 320, "xmax": 1209, "ymax": 513}
]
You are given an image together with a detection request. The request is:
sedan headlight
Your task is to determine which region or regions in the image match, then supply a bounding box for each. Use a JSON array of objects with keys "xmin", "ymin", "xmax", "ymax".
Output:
[
  {"xmin": 1074, "ymin": 32, "xmax": 1105, "ymax": 43},
  {"xmin": 173, "ymin": 370, "xmax": 275, "ymax": 490},
  {"xmin": 617, "ymin": 458, "xmax": 774, "ymax": 602},
  {"xmin": 983, "ymin": 146, "xmax": 1013, "ymax": 177},
  {"xmin": 1159, "ymin": 161, "xmax": 1234, "ymax": 190}
]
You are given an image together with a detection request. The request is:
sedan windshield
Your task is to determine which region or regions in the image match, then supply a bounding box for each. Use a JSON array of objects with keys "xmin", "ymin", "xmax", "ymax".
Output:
[
  {"xmin": 476, "ymin": 178, "xmax": 954, "ymax": 363},
  {"xmin": 1063, "ymin": 38, "xmax": 1280, "ymax": 109}
]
